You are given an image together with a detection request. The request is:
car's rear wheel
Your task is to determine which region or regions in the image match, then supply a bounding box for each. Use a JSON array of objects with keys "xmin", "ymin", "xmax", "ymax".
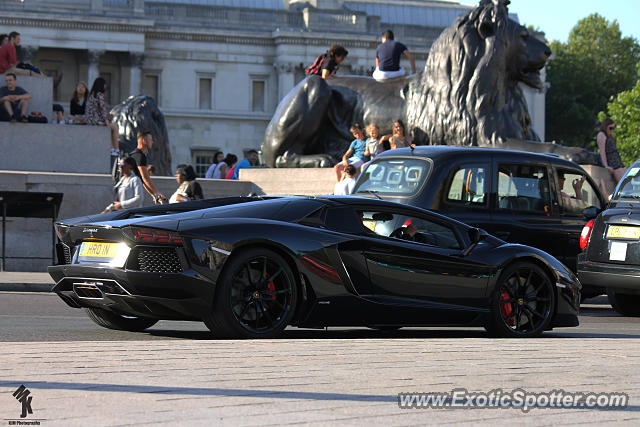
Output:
[
  {"xmin": 485, "ymin": 262, "xmax": 555, "ymax": 338},
  {"xmin": 84, "ymin": 308, "xmax": 158, "ymax": 331},
  {"xmin": 204, "ymin": 248, "xmax": 297, "ymax": 339},
  {"xmin": 607, "ymin": 291, "xmax": 640, "ymax": 316}
]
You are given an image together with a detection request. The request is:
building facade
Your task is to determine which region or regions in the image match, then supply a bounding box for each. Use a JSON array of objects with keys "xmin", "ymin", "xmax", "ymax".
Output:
[{"xmin": 0, "ymin": 0, "xmax": 546, "ymax": 176}]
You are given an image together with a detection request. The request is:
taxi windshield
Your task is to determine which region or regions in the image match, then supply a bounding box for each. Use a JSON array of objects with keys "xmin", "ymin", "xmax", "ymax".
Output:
[
  {"xmin": 353, "ymin": 158, "xmax": 431, "ymax": 197},
  {"xmin": 615, "ymin": 167, "xmax": 640, "ymax": 199}
]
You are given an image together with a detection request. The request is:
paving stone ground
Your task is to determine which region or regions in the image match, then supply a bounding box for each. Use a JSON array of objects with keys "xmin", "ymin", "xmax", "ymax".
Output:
[{"xmin": 1, "ymin": 338, "xmax": 639, "ymax": 426}]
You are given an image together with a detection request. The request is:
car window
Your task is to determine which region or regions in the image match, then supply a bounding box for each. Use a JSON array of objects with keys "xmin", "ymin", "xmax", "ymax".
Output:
[
  {"xmin": 556, "ymin": 169, "xmax": 601, "ymax": 216},
  {"xmin": 360, "ymin": 210, "xmax": 461, "ymax": 249},
  {"xmin": 497, "ymin": 164, "xmax": 550, "ymax": 215},
  {"xmin": 353, "ymin": 158, "xmax": 431, "ymax": 196},
  {"xmin": 446, "ymin": 164, "xmax": 488, "ymax": 205},
  {"xmin": 613, "ymin": 166, "xmax": 640, "ymax": 199}
]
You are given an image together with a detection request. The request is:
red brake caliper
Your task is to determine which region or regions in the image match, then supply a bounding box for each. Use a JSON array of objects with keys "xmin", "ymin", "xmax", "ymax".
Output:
[
  {"xmin": 499, "ymin": 288, "xmax": 515, "ymax": 326},
  {"xmin": 265, "ymin": 274, "xmax": 276, "ymax": 307}
]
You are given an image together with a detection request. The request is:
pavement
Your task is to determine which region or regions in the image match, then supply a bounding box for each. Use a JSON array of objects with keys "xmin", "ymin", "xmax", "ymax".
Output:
[
  {"xmin": 1, "ymin": 337, "xmax": 639, "ymax": 425},
  {"xmin": 0, "ymin": 271, "xmax": 54, "ymax": 292},
  {"xmin": 1, "ymin": 272, "xmax": 637, "ymax": 425}
]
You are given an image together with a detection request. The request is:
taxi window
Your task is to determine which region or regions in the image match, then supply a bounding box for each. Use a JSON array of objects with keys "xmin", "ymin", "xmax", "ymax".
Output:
[
  {"xmin": 557, "ymin": 169, "xmax": 601, "ymax": 216},
  {"xmin": 497, "ymin": 164, "xmax": 550, "ymax": 215},
  {"xmin": 614, "ymin": 167, "xmax": 640, "ymax": 200},
  {"xmin": 446, "ymin": 164, "xmax": 488, "ymax": 205},
  {"xmin": 353, "ymin": 158, "xmax": 431, "ymax": 196}
]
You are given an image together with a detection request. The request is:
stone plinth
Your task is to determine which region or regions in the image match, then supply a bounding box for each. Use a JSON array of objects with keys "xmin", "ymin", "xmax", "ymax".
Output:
[
  {"xmin": 0, "ymin": 171, "xmax": 261, "ymax": 271},
  {"xmin": 582, "ymin": 165, "xmax": 617, "ymax": 199},
  {"xmin": 8, "ymin": 74, "xmax": 53, "ymax": 122},
  {"xmin": 240, "ymin": 168, "xmax": 336, "ymax": 196},
  {"xmin": 0, "ymin": 122, "xmax": 111, "ymax": 174}
]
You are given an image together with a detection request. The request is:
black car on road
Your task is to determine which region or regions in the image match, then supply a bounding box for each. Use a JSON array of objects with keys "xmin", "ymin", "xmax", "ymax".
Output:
[
  {"xmin": 49, "ymin": 196, "xmax": 580, "ymax": 338},
  {"xmin": 353, "ymin": 146, "xmax": 605, "ymax": 297},
  {"xmin": 578, "ymin": 161, "xmax": 640, "ymax": 316}
]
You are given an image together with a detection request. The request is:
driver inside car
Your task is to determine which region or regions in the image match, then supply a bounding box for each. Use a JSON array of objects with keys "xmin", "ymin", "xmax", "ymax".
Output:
[{"xmin": 391, "ymin": 219, "xmax": 436, "ymax": 245}]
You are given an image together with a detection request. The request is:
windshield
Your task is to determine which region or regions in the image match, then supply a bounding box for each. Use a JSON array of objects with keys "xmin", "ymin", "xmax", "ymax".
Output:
[
  {"xmin": 353, "ymin": 158, "xmax": 431, "ymax": 197},
  {"xmin": 614, "ymin": 167, "xmax": 640, "ymax": 199}
]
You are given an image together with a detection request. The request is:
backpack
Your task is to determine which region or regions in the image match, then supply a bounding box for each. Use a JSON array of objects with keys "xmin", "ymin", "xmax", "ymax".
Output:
[
  {"xmin": 225, "ymin": 165, "xmax": 236, "ymax": 180},
  {"xmin": 305, "ymin": 54, "xmax": 325, "ymax": 76}
]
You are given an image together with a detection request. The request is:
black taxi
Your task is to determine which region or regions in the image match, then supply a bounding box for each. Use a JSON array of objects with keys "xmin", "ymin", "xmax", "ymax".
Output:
[
  {"xmin": 578, "ymin": 160, "xmax": 640, "ymax": 315},
  {"xmin": 353, "ymin": 146, "xmax": 606, "ymax": 291}
]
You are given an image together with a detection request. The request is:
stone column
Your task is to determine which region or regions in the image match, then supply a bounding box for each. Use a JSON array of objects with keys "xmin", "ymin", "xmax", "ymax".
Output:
[
  {"xmin": 274, "ymin": 62, "xmax": 295, "ymax": 100},
  {"xmin": 87, "ymin": 49, "xmax": 104, "ymax": 87},
  {"xmin": 129, "ymin": 52, "xmax": 145, "ymax": 96}
]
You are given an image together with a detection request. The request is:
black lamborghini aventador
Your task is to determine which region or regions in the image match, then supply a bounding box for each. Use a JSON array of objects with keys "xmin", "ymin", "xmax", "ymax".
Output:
[{"xmin": 48, "ymin": 196, "xmax": 581, "ymax": 338}]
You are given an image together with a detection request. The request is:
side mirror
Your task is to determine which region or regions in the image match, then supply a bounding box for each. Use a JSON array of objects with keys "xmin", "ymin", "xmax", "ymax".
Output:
[
  {"xmin": 462, "ymin": 227, "xmax": 484, "ymax": 257},
  {"xmin": 582, "ymin": 206, "xmax": 601, "ymax": 220}
]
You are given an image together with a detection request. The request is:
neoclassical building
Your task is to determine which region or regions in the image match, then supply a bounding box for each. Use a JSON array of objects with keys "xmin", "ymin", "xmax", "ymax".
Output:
[{"xmin": 0, "ymin": 0, "xmax": 545, "ymax": 176}]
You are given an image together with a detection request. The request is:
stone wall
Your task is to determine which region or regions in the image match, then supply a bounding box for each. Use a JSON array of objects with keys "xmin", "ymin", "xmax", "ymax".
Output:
[
  {"xmin": 240, "ymin": 168, "xmax": 336, "ymax": 196},
  {"xmin": 0, "ymin": 170, "xmax": 260, "ymax": 271},
  {"xmin": 5, "ymin": 75, "xmax": 53, "ymax": 123},
  {"xmin": 0, "ymin": 122, "xmax": 111, "ymax": 174}
]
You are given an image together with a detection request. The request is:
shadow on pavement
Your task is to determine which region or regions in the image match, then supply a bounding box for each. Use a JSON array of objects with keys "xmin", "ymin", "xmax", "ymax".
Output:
[{"xmin": 1, "ymin": 380, "xmax": 638, "ymax": 412}]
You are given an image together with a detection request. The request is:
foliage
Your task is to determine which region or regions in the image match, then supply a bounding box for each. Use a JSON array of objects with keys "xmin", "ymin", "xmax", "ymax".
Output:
[
  {"xmin": 545, "ymin": 14, "xmax": 640, "ymax": 148},
  {"xmin": 606, "ymin": 63, "xmax": 640, "ymax": 166}
]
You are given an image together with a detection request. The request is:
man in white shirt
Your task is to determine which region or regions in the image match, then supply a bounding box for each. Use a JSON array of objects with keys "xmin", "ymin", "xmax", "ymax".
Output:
[{"xmin": 334, "ymin": 164, "xmax": 358, "ymax": 195}]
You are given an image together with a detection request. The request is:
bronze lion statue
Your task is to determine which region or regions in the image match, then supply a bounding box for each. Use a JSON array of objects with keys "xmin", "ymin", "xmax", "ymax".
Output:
[
  {"xmin": 262, "ymin": 0, "xmax": 554, "ymax": 168},
  {"xmin": 110, "ymin": 95, "xmax": 172, "ymax": 175}
]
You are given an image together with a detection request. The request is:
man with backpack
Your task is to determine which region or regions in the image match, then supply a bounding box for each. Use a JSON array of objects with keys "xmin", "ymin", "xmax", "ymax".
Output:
[{"xmin": 305, "ymin": 45, "xmax": 348, "ymax": 80}]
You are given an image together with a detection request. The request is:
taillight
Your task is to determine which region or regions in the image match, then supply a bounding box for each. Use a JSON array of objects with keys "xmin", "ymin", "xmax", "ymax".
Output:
[
  {"xmin": 55, "ymin": 224, "xmax": 68, "ymax": 240},
  {"xmin": 579, "ymin": 220, "xmax": 594, "ymax": 250},
  {"xmin": 124, "ymin": 227, "xmax": 183, "ymax": 245}
]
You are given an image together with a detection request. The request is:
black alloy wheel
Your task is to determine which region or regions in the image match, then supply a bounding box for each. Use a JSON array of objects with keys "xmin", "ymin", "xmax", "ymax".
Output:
[
  {"xmin": 607, "ymin": 291, "xmax": 640, "ymax": 316},
  {"xmin": 204, "ymin": 248, "xmax": 297, "ymax": 339},
  {"xmin": 486, "ymin": 262, "xmax": 555, "ymax": 338},
  {"xmin": 84, "ymin": 308, "xmax": 158, "ymax": 331}
]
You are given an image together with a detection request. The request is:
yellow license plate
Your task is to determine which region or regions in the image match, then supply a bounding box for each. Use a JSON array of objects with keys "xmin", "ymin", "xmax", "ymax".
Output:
[
  {"xmin": 79, "ymin": 242, "xmax": 120, "ymax": 259},
  {"xmin": 606, "ymin": 225, "xmax": 640, "ymax": 240}
]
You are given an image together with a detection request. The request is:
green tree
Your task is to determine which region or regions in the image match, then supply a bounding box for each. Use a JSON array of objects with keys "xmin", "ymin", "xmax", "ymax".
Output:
[
  {"xmin": 606, "ymin": 63, "xmax": 640, "ymax": 166},
  {"xmin": 545, "ymin": 14, "xmax": 640, "ymax": 148}
]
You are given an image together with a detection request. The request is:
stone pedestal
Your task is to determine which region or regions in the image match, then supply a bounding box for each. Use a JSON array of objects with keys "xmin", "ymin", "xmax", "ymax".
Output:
[
  {"xmin": 240, "ymin": 168, "xmax": 335, "ymax": 196},
  {"xmin": 10, "ymin": 75, "xmax": 53, "ymax": 122},
  {"xmin": 0, "ymin": 122, "xmax": 111, "ymax": 174}
]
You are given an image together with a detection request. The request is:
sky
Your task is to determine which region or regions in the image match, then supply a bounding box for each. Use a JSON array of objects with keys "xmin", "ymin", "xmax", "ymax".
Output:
[{"xmin": 460, "ymin": 0, "xmax": 640, "ymax": 43}]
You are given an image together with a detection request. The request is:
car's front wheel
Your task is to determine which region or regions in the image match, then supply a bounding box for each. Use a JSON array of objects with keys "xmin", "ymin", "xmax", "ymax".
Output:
[
  {"xmin": 204, "ymin": 248, "xmax": 298, "ymax": 339},
  {"xmin": 485, "ymin": 262, "xmax": 555, "ymax": 338},
  {"xmin": 84, "ymin": 308, "xmax": 158, "ymax": 331},
  {"xmin": 607, "ymin": 291, "xmax": 640, "ymax": 316}
]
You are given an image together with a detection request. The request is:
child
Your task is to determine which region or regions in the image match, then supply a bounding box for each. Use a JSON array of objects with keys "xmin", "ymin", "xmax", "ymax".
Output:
[{"xmin": 334, "ymin": 123, "xmax": 367, "ymax": 182}]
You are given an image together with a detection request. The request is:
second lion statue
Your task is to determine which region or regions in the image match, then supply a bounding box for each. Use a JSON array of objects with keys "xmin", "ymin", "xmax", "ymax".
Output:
[{"xmin": 262, "ymin": 0, "xmax": 551, "ymax": 168}]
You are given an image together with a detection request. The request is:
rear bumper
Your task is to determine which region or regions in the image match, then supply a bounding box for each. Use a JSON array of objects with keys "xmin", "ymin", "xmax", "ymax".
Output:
[
  {"xmin": 48, "ymin": 264, "xmax": 215, "ymax": 320},
  {"xmin": 578, "ymin": 260, "xmax": 640, "ymax": 292}
]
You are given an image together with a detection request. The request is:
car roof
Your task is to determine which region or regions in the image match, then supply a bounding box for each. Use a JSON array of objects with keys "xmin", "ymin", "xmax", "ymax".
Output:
[{"xmin": 375, "ymin": 145, "xmax": 584, "ymax": 169}]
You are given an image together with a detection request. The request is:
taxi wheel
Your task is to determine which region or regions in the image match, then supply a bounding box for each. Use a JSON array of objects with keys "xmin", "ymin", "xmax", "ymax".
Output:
[
  {"xmin": 607, "ymin": 291, "xmax": 640, "ymax": 317},
  {"xmin": 85, "ymin": 308, "xmax": 158, "ymax": 331}
]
